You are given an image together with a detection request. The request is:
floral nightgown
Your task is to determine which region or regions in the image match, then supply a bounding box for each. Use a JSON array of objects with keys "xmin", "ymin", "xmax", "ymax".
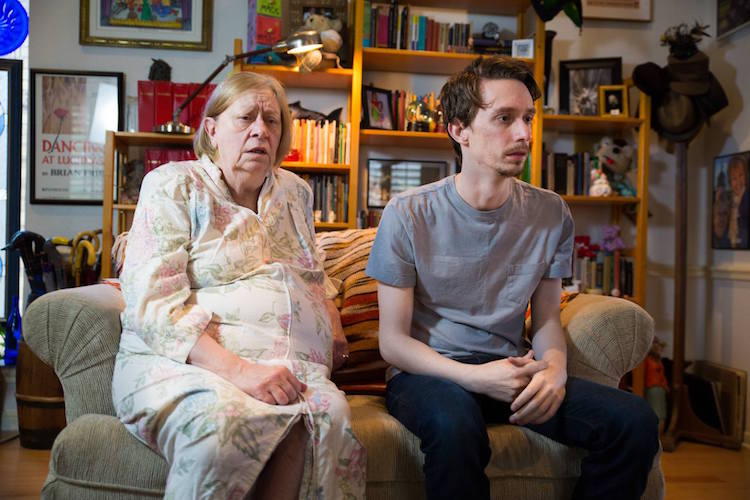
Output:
[{"xmin": 112, "ymin": 156, "xmax": 366, "ymax": 499}]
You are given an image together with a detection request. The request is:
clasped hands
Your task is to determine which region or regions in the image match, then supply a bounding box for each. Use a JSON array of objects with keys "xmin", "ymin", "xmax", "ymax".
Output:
[{"xmin": 465, "ymin": 350, "xmax": 567, "ymax": 426}]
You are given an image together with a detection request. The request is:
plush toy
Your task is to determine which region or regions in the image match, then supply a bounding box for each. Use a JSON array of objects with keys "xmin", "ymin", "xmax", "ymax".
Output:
[
  {"xmin": 301, "ymin": 12, "xmax": 343, "ymax": 57},
  {"xmin": 645, "ymin": 337, "xmax": 669, "ymax": 435},
  {"xmin": 595, "ymin": 136, "xmax": 637, "ymax": 196},
  {"xmin": 589, "ymin": 163, "xmax": 612, "ymax": 197}
]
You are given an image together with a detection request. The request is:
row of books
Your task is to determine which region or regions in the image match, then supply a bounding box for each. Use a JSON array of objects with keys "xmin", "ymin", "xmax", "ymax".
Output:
[
  {"xmin": 143, "ymin": 148, "xmax": 197, "ymax": 177},
  {"xmin": 570, "ymin": 247, "xmax": 634, "ymax": 298},
  {"xmin": 285, "ymin": 119, "xmax": 351, "ymax": 165},
  {"xmin": 298, "ymin": 174, "xmax": 349, "ymax": 223},
  {"xmin": 541, "ymin": 151, "xmax": 596, "ymax": 196},
  {"xmin": 358, "ymin": 209, "xmax": 383, "ymax": 228},
  {"xmin": 137, "ymin": 81, "xmax": 217, "ymax": 132},
  {"xmin": 363, "ymin": 1, "xmax": 472, "ymax": 53}
]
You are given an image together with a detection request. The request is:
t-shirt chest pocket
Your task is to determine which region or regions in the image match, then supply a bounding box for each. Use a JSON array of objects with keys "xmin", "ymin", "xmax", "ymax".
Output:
[{"xmin": 502, "ymin": 262, "xmax": 547, "ymax": 306}]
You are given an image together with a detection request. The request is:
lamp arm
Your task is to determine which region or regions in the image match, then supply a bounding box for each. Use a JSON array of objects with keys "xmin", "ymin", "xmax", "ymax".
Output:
[{"xmin": 171, "ymin": 47, "xmax": 274, "ymax": 123}]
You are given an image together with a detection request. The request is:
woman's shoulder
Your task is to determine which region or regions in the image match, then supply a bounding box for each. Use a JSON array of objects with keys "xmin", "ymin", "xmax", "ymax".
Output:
[
  {"xmin": 140, "ymin": 159, "xmax": 206, "ymax": 197},
  {"xmin": 275, "ymin": 168, "xmax": 313, "ymax": 197}
]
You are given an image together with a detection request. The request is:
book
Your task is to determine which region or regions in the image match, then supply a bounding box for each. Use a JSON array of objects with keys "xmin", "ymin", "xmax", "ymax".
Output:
[
  {"xmin": 137, "ymin": 80, "xmax": 155, "ymax": 132},
  {"xmin": 172, "ymin": 83, "xmax": 190, "ymax": 126},
  {"xmin": 153, "ymin": 80, "xmax": 173, "ymax": 129}
]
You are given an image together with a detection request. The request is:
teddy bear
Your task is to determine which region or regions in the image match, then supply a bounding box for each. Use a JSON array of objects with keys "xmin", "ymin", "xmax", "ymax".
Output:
[
  {"xmin": 594, "ymin": 136, "xmax": 637, "ymax": 197},
  {"xmin": 296, "ymin": 12, "xmax": 344, "ymax": 71}
]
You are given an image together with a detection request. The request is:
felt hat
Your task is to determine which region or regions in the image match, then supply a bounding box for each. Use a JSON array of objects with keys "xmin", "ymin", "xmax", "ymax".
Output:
[
  {"xmin": 666, "ymin": 51, "xmax": 711, "ymax": 95},
  {"xmin": 654, "ymin": 90, "xmax": 703, "ymax": 143}
]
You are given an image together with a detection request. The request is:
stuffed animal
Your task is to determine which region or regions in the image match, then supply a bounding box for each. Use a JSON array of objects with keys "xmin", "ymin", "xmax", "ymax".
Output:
[
  {"xmin": 301, "ymin": 12, "xmax": 343, "ymax": 55},
  {"xmin": 594, "ymin": 136, "xmax": 637, "ymax": 196},
  {"xmin": 589, "ymin": 163, "xmax": 613, "ymax": 197}
]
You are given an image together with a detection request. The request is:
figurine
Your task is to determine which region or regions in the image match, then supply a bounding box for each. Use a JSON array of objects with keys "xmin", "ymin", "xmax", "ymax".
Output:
[
  {"xmin": 645, "ymin": 337, "xmax": 669, "ymax": 435},
  {"xmin": 589, "ymin": 162, "xmax": 613, "ymax": 197}
]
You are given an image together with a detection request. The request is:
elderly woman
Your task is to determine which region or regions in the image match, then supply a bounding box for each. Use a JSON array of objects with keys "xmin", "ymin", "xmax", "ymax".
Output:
[{"xmin": 112, "ymin": 72, "xmax": 365, "ymax": 499}]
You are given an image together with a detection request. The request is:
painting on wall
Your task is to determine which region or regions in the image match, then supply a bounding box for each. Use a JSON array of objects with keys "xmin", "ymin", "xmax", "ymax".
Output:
[
  {"xmin": 713, "ymin": 151, "xmax": 750, "ymax": 250},
  {"xmin": 367, "ymin": 159, "xmax": 446, "ymax": 208},
  {"xmin": 582, "ymin": 0, "xmax": 652, "ymax": 21},
  {"xmin": 717, "ymin": 0, "xmax": 750, "ymax": 38},
  {"xmin": 79, "ymin": 0, "xmax": 213, "ymax": 51},
  {"xmin": 30, "ymin": 69, "xmax": 123, "ymax": 205}
]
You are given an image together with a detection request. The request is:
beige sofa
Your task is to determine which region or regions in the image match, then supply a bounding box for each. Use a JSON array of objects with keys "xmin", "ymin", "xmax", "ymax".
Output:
[{"xmin": 23, "ymin": 228, "xmax": 664, "ymax": 499}]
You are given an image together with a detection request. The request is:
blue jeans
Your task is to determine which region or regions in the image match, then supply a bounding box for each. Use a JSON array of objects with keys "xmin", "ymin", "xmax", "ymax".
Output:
[{"xmin": 386, "ymin": 367, "xmax": 659, "ymax": 500}]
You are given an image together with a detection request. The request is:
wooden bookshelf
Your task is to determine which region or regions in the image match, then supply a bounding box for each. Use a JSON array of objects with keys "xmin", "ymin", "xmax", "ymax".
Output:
[
  {"xmin": 360, "ymin": 129, "xmax": 451, "ymax": 149},
  {"xmin": 543, "ymin": 114, "xmax": 643, "ymax": 134},
  {"xmin": 363, "ymin": 47, "xmax": 533, "ymax": 75}
]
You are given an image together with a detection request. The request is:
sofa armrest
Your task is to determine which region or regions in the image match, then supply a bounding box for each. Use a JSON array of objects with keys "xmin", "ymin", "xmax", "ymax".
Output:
[
  {"xmin": 561, "ymin": 294, "xmax": 654, "ymax": 388},
  {"xmin": 23, "ymin": 284, "xmax": 125, "ymax": 422}
]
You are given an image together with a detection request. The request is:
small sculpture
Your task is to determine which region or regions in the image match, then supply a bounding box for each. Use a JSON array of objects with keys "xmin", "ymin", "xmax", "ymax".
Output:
[{"xmin": 589, "ymin": 164, "xmax": 612, "ymax": 197}]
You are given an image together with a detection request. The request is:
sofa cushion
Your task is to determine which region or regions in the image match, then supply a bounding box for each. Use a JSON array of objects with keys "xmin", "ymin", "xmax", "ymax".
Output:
[
  {"xmin": 44, "ymin": 414, "xmax": 167, "ymax": 498},
  {"xmin": 316, "ymin": 228, "xmax": 387, "ymax": 388},
  {"xmin": 348, "ymin": 395, "xmax": 583, "ymax": 499}
]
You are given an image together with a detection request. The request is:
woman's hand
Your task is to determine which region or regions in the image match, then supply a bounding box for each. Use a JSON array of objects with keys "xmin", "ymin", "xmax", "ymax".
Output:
[
  {"xmin": 232, "ymin": 360, "xmax": 308, "ymax": 405},
  {"xmin": 188, "ymin": 331, "xmax": 306, "ymax": 405},
  {"xmin": 326, "ymin": 299, "xmax": 349, "ymax": 371}
]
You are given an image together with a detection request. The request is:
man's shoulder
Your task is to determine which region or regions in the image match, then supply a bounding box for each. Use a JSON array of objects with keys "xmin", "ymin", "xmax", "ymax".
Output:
[
  {"xmin": 515, "ymin": 180, "xmax": 566, "ymax": 213},
  {"xmin": 387, "ymin": 176, "xmax": 453, "ymax": 212}
]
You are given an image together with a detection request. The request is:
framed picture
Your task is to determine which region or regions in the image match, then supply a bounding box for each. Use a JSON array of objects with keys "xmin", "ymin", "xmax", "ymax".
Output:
[
  {"xmin": 713, "ymin": 151, "xmax": 750, "ymax": 250},
  {"xmin": 367, "ymin": 158, "xmax": 447, "ymax": 208},
  {"xmin": 559, "ymin": 57, "xmax": 622, "ymax": 115},
  {"xmin": 30, "ymin": 69, "xmax": 123, "ymax": 205},
  {"xmin": 363, "ymin": 85, "xmax": 394, "ymax": 130},
  {"xmin": 717, "ymin": 0, "xmax": 750, "ymax": 38},
  {"xmin": 582, "ymin": 0, "xmax": 652, "ymax": 21},
  {"xmin": 0, "ymin": 59, "xmax": 22, "ymax": 320},
  {"xmin": 599, "ymin": 84, "xmax": 628, "ymax": 116},
  {"xmin": 511, "ymin": 39, "xmax": 534, "ymax": 58},
  {"xmin": 79, "ymin": 0, "xmax": 213, "ymax": 51}
]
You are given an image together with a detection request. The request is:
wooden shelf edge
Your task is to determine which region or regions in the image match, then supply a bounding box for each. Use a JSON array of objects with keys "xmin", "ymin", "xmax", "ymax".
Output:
[
  {"xmin": 282, "ymin": 162, "xmax": 351, "ymax": 173},
  {"xmin": 237, "ymin": 63, "xmax": 353, "ymax": 89},
  {"xmin": 360, "ymin": 129, "xmax": 451, "ymax": 149}
]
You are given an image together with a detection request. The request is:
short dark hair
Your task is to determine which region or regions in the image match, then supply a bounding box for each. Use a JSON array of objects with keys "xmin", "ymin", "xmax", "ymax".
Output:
[{"xmin": 439, "ymin": 56, "xmax": 541, "ymax": 165}]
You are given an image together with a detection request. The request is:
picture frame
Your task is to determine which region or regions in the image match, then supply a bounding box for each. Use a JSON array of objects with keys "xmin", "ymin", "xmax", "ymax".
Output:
[
  {"xmin": 367, "ymin": 158, "xmax": 447, "ymax": 208},
  {"xmin": 79, "ymin": 0, "xmax": 213, "ymax": 51},
  {"xmin": 363, "ymin": 85, "xmax": 394, "ymax": 130},
  {"xmin": 30, "ymin": 69, "xmax": 124, "ymax": 205},
  {"xmin": 559, "ymin": 57, "xmax": 622, "ymax": 116},
  {"xmin": 0, "ymin": 59, "xmax": 22, "ymax": 320},
  {"xmin": 511, "ymin": 39, "xmax": 534, "ymax": 59},
  {"xmin": 599, "ymin": 84, "xmax": 628, "ymax": 116},
  {"xmin": 717, "ymin": 0, "xmax": 750, "ymax": 38},
  {"xmin": 582, "ymin": 0, "xmax": 652, "ymax": 21},
  {"xmin": 712, "ymin": 151, "xmax": 750, "ymax": 250}
]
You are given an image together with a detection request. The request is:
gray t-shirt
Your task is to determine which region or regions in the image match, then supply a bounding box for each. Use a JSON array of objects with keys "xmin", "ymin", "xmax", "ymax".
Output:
[{"xmin": 366, "ymin": 175, "xmax": 574, "ymax": 373}]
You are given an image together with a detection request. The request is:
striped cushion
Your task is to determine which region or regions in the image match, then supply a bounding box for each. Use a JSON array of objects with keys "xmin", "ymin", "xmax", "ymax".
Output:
[{"xmin": 316, "ymin": 228, "xmax": 380, "ymax": 355}]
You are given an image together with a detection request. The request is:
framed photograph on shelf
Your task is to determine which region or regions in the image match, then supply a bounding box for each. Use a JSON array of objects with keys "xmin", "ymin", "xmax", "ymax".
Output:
[
  {"xmin": 79, "ymin": 0, "xmax": 213, "ymax": 51},
  {"xmin": 559, "ymin": 57, "xmax": 622, "ymax": 115},
  {"xmin": 712, "ymin": 151, "xmax": 750, "ymax": 250},
  {"xmin": 717, "ymin": 0, "xmax": 750, "ymax": 38},
  {"xmin": 363, "ymin": 85, "xmax": 394, "ymax": 130},
  {"xmin": 582, "ymin": 0, "xmax": 652, "ymax": 21},
  {"xmin": 367, "ymin": 158, "xmax": 447, "ymax": 208},
  {"xmin": 511, "ymin": 39, "xmax": 534, "ymax": 58},
  {"xmin": 599, "ymin": 84, "xmax": 628, "ymax": 116},
  {"xmin": 0, "ymin": 59, "xmax": 22, "ymax": 320},
  {"xmin": 30, "ymin": 69, "xmax": 123, "ymax": 205}
]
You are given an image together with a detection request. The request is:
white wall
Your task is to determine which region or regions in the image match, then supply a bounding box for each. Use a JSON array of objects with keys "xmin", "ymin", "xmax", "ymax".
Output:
[{"xmin": 27, "ymin": 1, "xmax": 750, "ymax": 430}]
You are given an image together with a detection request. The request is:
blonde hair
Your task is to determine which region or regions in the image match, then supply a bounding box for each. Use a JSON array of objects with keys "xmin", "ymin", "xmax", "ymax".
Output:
[{"xmin": 193, "ymin": 72, "xmax": 292, "ymax": 167}]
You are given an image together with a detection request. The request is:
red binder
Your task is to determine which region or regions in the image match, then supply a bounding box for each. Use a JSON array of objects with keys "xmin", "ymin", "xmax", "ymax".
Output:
[
  {"xmin": 172, "ymin": 83, "xmax": 190, "ymax": 126},
  {"xmin": 154, "ymin": 81, "xmax": 173, "ymax": 129}
]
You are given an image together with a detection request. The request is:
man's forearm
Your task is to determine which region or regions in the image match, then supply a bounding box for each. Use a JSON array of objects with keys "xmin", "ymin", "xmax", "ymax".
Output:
[{"xmin": 530, "ymin": 324, "xmax": 567, "ymax": 373}]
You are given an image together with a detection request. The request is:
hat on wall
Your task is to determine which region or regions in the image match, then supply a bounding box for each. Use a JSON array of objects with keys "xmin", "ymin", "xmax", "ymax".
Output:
[{"xmin": 632, "ymin": 22, "xmax": 727, "ymax": 144}]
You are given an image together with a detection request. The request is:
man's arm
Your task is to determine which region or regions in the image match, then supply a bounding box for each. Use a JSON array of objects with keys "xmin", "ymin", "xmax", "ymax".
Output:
[
  {"xmin": 509, "ymin": 278, "xmax": 567, "ymax": 425},
  {"xmin": 378, "ymin": 282, "xmax": 546, "ymax": 402}
]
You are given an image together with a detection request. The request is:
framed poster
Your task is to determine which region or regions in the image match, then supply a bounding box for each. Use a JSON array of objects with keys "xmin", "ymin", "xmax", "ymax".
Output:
[
  {"xmin": 30, "ymin": 69, "xmax": 123, "ymax": 205},
  {"xmin": 559, "ymin": 57, "xmax": 622, "ymax": 115},
  {"xmin": 717, "ymin": 0, "xmax": 750, "ymax": 38},
  {"xmin": 79, "ymin": 0, "xmax": 213, "ymax": 51},
  {"xmin": 367, "ymin": 158, "xmax": 446, "ymax": 208},
  {"xmin": 713, "ymin": 151, "xmax": 750, "ymax": 250},
  {"xmin": 0, "ymin": 59, "xmax": 22, "ymax": 320},
  {"xmin": 582, "ymin": 0, "xmax": 652, "ymax": 21}
]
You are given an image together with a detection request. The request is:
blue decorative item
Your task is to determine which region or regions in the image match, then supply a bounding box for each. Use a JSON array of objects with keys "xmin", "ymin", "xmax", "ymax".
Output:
[
  {"xmin": 3, "ymin": 295, "xmax": 21, "ymax": 365},
  {"xmin": 0, "ymin": 0, "xmax": 29, "ymax": 56}
]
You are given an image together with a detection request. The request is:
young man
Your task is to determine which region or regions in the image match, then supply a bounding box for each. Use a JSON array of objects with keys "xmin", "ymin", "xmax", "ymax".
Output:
[{"xmin": 365, "ymin": 57, "xmax": 659, "ymax": 500}]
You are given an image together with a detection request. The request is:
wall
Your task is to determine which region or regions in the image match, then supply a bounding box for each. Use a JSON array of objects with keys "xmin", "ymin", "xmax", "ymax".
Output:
[{"xmin": 27, "ymin": 2, "xmax": 750, "ymax": 433}]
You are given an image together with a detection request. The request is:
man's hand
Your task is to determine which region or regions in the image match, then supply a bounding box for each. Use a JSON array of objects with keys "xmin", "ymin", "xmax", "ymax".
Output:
[
  {"xmin": 464, "ymin": 350, "xmax": 548, "ymax": 402},
  {"xmin": 231, "ymin": 360, "xmax": 308, "ymax": 406},
  {"xmin": 509, "ymin": 361, "xmax": 566, "ymax": 425}
]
